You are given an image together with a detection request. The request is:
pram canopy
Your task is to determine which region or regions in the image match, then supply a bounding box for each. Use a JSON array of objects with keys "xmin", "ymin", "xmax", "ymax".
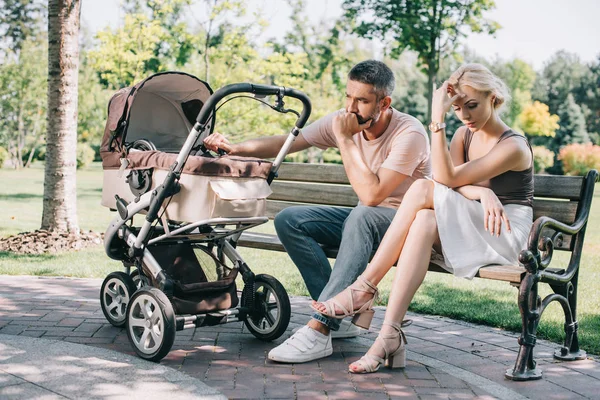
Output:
[{"xmin": 100, "ymin": 71, "xmax": 214, "ymax": 164}]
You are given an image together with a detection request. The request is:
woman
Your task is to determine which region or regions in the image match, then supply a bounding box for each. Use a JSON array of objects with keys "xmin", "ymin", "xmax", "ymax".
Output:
[{"xmin": 312, "ymin": 63, "xmax": 534, "ymax": 374}]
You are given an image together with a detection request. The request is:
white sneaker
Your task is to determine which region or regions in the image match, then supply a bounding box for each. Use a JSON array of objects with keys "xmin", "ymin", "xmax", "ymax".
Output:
[
  {"xmin": 268, "ymin": 326, "xmax": 332, "ymax": 363},
  {"xmin": 332, "ymin": 319, "xmax": 362, "ymax": 339},
  {"xmin": 292, "ymin": 319, "xmax": 362, "ymax": 339}
]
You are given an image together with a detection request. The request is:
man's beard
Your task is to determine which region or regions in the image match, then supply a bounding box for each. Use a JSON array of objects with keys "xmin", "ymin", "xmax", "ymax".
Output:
[{"xmin": 354, "ymin": 107, "xmax": 381, "ymax": 128}]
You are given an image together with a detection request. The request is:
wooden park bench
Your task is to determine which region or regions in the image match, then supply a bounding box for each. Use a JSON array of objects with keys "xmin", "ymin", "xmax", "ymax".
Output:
[{"xmin": 238, "ymin": 162, "xmax": 598, "ymax": 381}]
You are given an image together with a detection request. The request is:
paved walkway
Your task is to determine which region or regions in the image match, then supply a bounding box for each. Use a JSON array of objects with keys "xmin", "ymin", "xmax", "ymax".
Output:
[{"xmin": 0, "ymin": 275, "xmax": 599, "ymax": 399}]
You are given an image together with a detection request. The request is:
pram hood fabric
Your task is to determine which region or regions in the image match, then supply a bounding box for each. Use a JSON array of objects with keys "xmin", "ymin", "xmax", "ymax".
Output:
[{"xmin": 101, "ymin": 71, "xmax": 214, "ymax": 159}]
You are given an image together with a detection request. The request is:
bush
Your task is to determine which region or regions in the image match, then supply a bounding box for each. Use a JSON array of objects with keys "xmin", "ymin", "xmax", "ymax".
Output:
[
  {"xmin": 532, "ymin": 146, "xmax": 554, "ymax": 173},
  {"xmin": 322, "ymin": 148, "xmax": 343, "ymax": 164},
  {"xmin": 77, "ymin": 142, "xmax": 95, "ymax": 169},
  {"xmin": 90, "ymin": 143, "xmax": 102, "ymax": 162},
  {"xmin": 558, "ymin": 143, "xmax": 600, "ymax": 176},
  {"xmin": 21, "ymin": 145, "xmax": 46, "ymax": 164},
  {"xmin": 0, "ymin": 146, "xmax": 8, "ymax": 168}
]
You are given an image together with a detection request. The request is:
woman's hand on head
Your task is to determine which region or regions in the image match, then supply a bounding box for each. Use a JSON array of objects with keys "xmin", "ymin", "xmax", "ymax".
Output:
[
  {"xmin": 480, "ymin": 188, "xmax": 511, "ymax": 237},
  {"xmin": 432, "ymin": 81, "xmax": 465, "ymax": 123},
  {"xmin": 203, "ymin": 132, "xmax": 234, "ymax": 154}
]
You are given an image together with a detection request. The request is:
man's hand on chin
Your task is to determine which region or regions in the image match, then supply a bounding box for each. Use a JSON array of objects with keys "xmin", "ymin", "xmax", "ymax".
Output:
[{"xmin": 332, "ymin": 112, "xmax": 371, "ymax": 141}]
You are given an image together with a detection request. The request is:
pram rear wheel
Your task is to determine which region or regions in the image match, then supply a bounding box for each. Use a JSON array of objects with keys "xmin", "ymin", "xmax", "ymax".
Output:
[
  {"xmin": 100, "ymin": 272, "xmax": 137, "ymax": 327},
  {"xmin": 130, "ymin": 268, "xmax": 150, "ymax": 289},
  {"xmin": 126, "ymin": 287, "xmax": 176, "ymax": 362},
  {"xmin": 242, "ymin": 274, "xmax": 290, "ymax": 341}
]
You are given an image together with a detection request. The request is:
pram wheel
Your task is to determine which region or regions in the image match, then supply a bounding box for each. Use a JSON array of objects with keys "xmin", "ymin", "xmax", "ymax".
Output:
[
  {"xmin": 100, "ymin": 272, "xmax": 137, "ymax": 327},
  {"xmin": 242, "ymin": 274, "xmax": 290, "ymax": 341},
  {"xmin": 126, "ymin": 287, "xmax": 176, "ymax": 362},
  {"xmin": 130, "ymin": 268, "xmax": 150, "ymax": 289}
]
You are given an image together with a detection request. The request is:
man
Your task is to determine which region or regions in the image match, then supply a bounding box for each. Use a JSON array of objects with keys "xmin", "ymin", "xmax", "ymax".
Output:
[{"xmin": 203, "ymin": 60, "xmax": 431, "ymax": 363}]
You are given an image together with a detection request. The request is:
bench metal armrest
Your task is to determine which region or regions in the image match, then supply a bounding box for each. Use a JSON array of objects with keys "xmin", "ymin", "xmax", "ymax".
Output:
[{"xmin": 519, "ymin": 169, "xmax": 598, "ymax": 282}]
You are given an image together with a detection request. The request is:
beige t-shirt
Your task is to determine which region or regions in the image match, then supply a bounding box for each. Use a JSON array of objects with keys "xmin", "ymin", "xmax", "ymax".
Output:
[{"xmin": 301, "ymin": 108, "xmax": 431, "ymax": 209}]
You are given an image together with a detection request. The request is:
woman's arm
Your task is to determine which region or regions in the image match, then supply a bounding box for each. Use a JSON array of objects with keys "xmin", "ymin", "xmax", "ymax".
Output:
[
  {"xmin": 455, "ymin": 185, "xmax": 492, "ymax": 200},
  {"xmin": 448, "ymin": 124, "xmax": 511, "ymax": 236},
  {"xmin": 431, "ymin": 82, "xmax": 530, "ymax": 188}
]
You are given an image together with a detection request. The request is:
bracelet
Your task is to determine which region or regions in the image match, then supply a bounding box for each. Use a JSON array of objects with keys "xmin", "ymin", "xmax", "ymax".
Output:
[{"xmin": 428, "ymin": 121, "xmax": 446, "ymax": 133}]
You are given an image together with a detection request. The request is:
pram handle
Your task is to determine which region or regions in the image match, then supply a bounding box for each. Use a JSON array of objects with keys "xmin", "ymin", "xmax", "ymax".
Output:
[{"xmin": 195, "ymin": 83, "xmax": 312, "ymax": 129}]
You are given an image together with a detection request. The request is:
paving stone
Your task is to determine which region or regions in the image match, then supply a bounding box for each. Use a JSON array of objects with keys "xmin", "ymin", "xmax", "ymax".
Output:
[
  {"xmin": 0, "ymin": 325, "xmax": 27, "ymax": 335},
  {"xmin": 430, "ymin": 372, "xmax": 472, "ymax": 389},
  {"xmin": 56, "ymin": 318, "xmax": 83, "ymax": 327},
  {"xmin": 0, "ymin": 382, "xmax": 63, "ymax": 399},
  {"xmin": 0, "ymin": 372, "xmax": 25, "ymax": 388},
  {"xmin": 19, "ymin": 330, "xmax": 45, "ymax": 338}
]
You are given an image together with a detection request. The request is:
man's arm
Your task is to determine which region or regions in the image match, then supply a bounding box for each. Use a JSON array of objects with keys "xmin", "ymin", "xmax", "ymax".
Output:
[
  {"xmin": 337, "ymin": 135, "xmax": 410, "ymax": 206},
  {"xmin": 203, "ymin": 132, "xmax": 312, "ymax": 158}
]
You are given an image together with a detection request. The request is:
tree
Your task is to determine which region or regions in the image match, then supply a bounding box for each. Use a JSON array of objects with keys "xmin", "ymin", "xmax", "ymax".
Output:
[
  {"xmin": 532, "ymin": 51, "xmax": 588, "ymax": 115},
  {"xmin": 43, "ymin": 0, "xmax": 80, "ymax": 233},
  {"xmin": 343, "ymin": 0, "xmax": 500, "ymax": 122},
  {"xmin": 123, "ymin": 0, "xmax": 197, "ymax": 72},
  {"xmin": 489, "ymin": 58, "xmax": 536, "ymax": 129},
  {"xmin": 0, "ymin": 0, "xmax": 46, "ymax": 168},
  {"xmin": 0, "ymin": 0, "xmax": 45, "ymax": 56},
  {"xmin": 90, "ymin": 0, "xmax": 198, "ymax": 89},
  {"xmin": 519, "ymin": 101, "xmax": 559, "ymax": 138},
  {"xmin": 551, "ymin": 94, "xmax": 590, "ymax": 153},
  {"xmin": 90, "ymin": 14, "xmax": 167, "ymax": 89},
  {"xmin": 573, "ymin": 55, "xmax": 600, "ymax": 143},
  {"xmin": 0, "ymin": 35, "xmax": 47, "ymax": 168},
  {"xmin": 389, "ymin": 52, "xmax": 429, "ymax": 124}
]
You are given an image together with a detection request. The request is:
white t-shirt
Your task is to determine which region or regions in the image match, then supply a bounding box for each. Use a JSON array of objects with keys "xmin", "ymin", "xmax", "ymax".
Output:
[{"xmin": 301, "ymin": 108, "xmax": 432, "ymax": 209}]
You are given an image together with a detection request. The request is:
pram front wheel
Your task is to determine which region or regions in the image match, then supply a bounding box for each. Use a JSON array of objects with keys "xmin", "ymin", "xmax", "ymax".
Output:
[
  {"xmin": 242, "ymin": 274, "xmax": 290, "ymax": 341},
  {"xmin": 126, "ymin": 287, "xmax": 176, "ymax": 362},
  {"xmin": 100, "ymin": 272, "xmax": 137, "ymax": 327}
]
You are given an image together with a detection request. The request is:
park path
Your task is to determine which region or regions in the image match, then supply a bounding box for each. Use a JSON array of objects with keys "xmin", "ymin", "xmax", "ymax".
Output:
[{"xmin": 1, "ymin": 275, "xmax": 599, "ymax": 399}]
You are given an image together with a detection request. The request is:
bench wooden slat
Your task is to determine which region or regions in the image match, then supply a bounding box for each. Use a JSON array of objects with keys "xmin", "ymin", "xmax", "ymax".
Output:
[
  {"xmin": 265, "ymin": 200, "xmax": 352, "ymax": 219},
  {"xmin": 533, "ymin": 199, "xmax": 578, "ymax": 225},
  {"xmin": 477, "ymin": 265, "xmax": 525, "ymax": 283},
  {"xmin": 277, "ymin": 163, "xmax": 584, "ymax": 201},
  {"xmin": 238, "ymin": 231, "xmax": 338, "ymax": 258},
  {"xmin": 278, "ymin": 163, "xmax": 350, "ymax": 184},
  {"xmin": 532, "ymin": 175, "xmax": 582, "ymax": 200},
  {"xmin": 270, "ymin": 181, "xmax": 358, "ymax": 206}
]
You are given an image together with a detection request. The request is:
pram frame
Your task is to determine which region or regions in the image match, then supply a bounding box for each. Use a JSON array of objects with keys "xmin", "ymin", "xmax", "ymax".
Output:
[{"xmin": 101, "ymin": 82, "xmax": 312, "ymax": 361}]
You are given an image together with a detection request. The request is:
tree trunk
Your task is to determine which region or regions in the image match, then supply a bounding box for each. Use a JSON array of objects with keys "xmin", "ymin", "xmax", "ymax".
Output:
[
  {"xmin": 426, "ymin": 65, "xmax": 436, "ymax": 139},
  {"xmin": 42, "ymin": 0, "xmax": 80, "ymax": 233},
  {"xmin": 16, "ymin": 108, "xmax": 24, "ymax": 169}
]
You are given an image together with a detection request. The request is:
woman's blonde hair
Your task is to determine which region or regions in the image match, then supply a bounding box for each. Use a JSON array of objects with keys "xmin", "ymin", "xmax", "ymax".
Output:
[{"xmin": 448, "ymin": 63, "xmax": 511, "ymax": 111}]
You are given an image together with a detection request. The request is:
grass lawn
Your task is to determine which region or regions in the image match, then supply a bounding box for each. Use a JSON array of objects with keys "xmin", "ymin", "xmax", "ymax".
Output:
[{"xmin": 1, "ymin": 162, "xmax": 599, "ymax": 355}]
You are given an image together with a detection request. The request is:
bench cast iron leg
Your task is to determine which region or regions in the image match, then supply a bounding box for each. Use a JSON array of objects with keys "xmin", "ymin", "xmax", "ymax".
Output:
[
  {"xmin": 552, "ymin": 271, "xmax": 587, "ymax": 361},
  {"xmin": 506, "ymin": 268, "xmax": 543, "ymax": 381}
]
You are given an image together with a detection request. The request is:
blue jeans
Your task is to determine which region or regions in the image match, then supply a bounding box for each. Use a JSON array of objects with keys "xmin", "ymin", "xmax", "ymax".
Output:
[{"xmin": 274, "ymin": 205, "xmax": 397, "ymax": 330}]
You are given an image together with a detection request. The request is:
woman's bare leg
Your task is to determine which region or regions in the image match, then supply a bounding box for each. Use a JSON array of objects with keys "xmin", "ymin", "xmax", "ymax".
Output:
[
  {"xmin": 350, "ymin": 209, "xmax": 440, "ymax": 373},
  {"xmin": 362, "ymin": 179, "xmax": 435, "ymax": 285},
  {"xmin": 313, "ymin": 179, "xmax": 435, "ymax": 315}
]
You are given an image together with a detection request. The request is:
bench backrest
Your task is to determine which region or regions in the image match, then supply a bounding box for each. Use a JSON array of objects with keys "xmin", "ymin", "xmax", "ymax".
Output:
[{"xmin": 268, "ymin": 162, "xmax": 587, "ymax": 252}]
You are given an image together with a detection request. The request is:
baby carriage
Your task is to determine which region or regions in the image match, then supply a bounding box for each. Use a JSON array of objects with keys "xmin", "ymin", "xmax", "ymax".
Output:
[{"xmin": 99, "ymin": 71, "xmax": 311, "ymax": 361}]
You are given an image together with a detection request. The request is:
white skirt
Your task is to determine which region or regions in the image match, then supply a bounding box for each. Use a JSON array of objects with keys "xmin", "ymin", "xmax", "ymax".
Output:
[{"xmin": 430, "ymin": 181, "xmax": 533, "ymax": 279}]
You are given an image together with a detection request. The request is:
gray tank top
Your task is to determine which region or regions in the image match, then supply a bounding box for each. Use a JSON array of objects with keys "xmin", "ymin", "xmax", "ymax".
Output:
[{"xmin": 464, "ymin": 129, "xmax": 534, "ymax": 208}]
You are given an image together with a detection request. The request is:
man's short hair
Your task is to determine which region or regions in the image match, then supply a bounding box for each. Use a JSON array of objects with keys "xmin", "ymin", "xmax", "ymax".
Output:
[{"xmin": 348, "ymin": 60, "xmax": 395, "ymax": 99}]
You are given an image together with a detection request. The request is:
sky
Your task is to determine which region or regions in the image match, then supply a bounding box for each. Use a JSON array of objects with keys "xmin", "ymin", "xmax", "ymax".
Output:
[{"xmin": 81, "ymin": 0, "xmax": 600, "ymax": 71}]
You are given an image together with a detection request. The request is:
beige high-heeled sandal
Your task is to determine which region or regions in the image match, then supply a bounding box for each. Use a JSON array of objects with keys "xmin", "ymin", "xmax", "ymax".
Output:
[
  {"xmin": 311, "ymin": 275, "xmax": 379, "ymax": 329},
  {"xmin": 349, "ymin": 321, "xmax": 407, "ymax": 374}
]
